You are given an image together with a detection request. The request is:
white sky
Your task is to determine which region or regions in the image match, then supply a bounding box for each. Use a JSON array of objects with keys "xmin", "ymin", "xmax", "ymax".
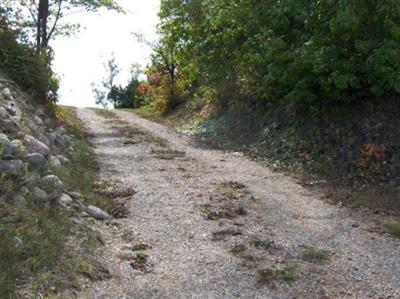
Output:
[{"xmin": 52, "ymin": 0, "xmax": 160, "ymax": 107}]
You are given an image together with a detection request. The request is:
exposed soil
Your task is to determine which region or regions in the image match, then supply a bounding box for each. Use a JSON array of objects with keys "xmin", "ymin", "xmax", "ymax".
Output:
[{"xmin": 75, "ymin": 108, "xmax": 400, "ymax": 299}]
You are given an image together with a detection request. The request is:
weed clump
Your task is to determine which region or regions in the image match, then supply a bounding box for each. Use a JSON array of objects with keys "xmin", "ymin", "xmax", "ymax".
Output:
[
  {"xmin": 235, "ymin": 205, "xmax": 248, "ymax": 216},
  {"xmin": 92, "ymin": 109, "xmax": 117, "ymax": 119},
  {"xmin": 130, "ymin": 252, "xmax": 149, "ymax": 272},
  {"xmin": 231, "ymin": 244, "xmax": 247, "ymax": 255},
  {"xmin": 0, "ymin": 201, "xmax": 71, "ymax": 297},
  {"xmin": 387, "ymin": 224, "xmax": 400, "ymax": 238},
  {"xmin": 302, "ymin": 248, "xmax": 331, "ymax": 262},
  {"xmin": 151, "ymin": 148, "xmax": 185, "ymax": 160},
  {"xmin": 212, "ymin": 229, "xmax": 242, "ymax": 241},
  {"xmin": 257, "ymin": 266, "xmax": 298, "ymax": 284},
  {"xmin": 249, "ymin": 239, "xmax": 274, "ymax": 250},
  {"xmin": 200, "ymin": 204, "xmax": 236, "ymax": 220},
  {"xmin": 221, "ymin": 181, "xmax": 247, "ymax": 190}
]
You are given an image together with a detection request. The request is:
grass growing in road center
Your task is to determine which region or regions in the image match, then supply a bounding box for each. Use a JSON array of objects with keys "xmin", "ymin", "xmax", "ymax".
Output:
[
  {"xmin": 257, "ymin": 266, "xmax": 298, "ymax": 284},
  {"xmin": 302, "ymin": 247, "xmax": 331, "ymax": 262}
]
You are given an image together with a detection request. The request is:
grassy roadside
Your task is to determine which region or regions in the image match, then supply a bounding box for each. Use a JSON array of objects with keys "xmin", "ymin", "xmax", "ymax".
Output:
[
  {"xmin": 0, "ymin": 106, "xmax": 113, "ymax": 298},
  {"xmin": 122, "ymin": 101, "xmax": 204, "ymax": 133},
  {"xmin": 0, "ymin": 191, "xmax": 72, "ymax": 298},
  {"xmin": 55, "ymin": 106, "xmax": 115, "ymax": 212}
]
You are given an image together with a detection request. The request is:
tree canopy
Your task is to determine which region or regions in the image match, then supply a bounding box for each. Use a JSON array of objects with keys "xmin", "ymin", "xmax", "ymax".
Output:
[
  {"xmin": 2, "ymin": 0, "xmax": 122, "ymax": 51},
  {"xmin": 151, "ymin": 0, "xmax": 400, "ymax": 113}
]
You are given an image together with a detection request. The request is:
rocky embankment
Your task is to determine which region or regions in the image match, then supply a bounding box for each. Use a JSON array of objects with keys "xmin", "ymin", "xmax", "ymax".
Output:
[
  {"xmin": 0, "ymin": 81, "xmax": 71, "ymax": 205},
  {"xmin": 0, "ymin": 76, "xmax": 116, "ymax": 297},
  {"xmin": 0, "ymin": 78, "xmax": 110, "ymax": 217}
]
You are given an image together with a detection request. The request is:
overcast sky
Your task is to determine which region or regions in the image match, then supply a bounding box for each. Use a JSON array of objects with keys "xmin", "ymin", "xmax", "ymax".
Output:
[{"xmin": 52, "ymin": 0, "xmax": 160, "ymax": 107}]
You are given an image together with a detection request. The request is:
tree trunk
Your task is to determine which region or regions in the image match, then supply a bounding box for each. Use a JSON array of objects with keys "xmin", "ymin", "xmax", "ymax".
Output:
[
  {"xmin": 169, "ymin": 65, "xmax": 176, "ymax": 97},
  {"xmin": 37, "ymin": 0, "xmax": 49, "ymax": 53}
]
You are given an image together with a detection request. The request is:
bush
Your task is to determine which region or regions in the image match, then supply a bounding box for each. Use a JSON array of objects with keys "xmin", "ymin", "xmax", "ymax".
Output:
[
  {"xmin": 159, "ymin": 0, "xmax": 400, "ymax": 112},
  {"xmin": 108, "ymin": 78, "xmax": 144, "ymax": 109},
  {"xmin": 0, "ymin": 21, "xmax": 58, "ymax": 103},
  {"xmin": 143, "ymin": 64, "xmax": 183, "ymax": 114},
  {"xmin": 246, "ymin": 0, "xmax": 400, "ymax": 106}
]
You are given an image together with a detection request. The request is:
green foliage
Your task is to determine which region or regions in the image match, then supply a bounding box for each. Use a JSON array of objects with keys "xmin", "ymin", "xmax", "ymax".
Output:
[
  {"xmin": 0, "ymin": 194, "xmax": 70, "ymax": 297},
  {"xmin": 158, "ymin": 0, "xmax": 400, "ymax": 111},
  {"xmin": 56, "ymin": 106, "xmax": 116, "ymax": 212},
  {"xmin": 3, "ymin": 0, "xmax": 123, "ymax": 50},
  {"xmin": 0, "ymin": 107, "xmax": 111, "ymax": 297},
  {"xmin": 230, "ymin": 244, "xmax": 247, "ymax": 255},
  {"xmin": 92, "ymin": 57, "xmax": 145, "ymax": 109},
  {"xmin": 388, "ymin": 223, "xmax": 400, "ymax": 238},
  {"xmin": 302, "ymin": 248, "xmax": 331, "ymax": 262},
  {"xmin": 249, "ymin": 239, "xmax": 274, "ymax": 250},
  {"xmin": 92, "ymin": 55, "xmax": 120, "ymax": 109},
  {"xmin": 0, "ymin": 26, "xmax": 58, "ymax": 103},
  {"xmin": 109, "ymin": 77, "xmax": 144, "ymax": 109},
  {"xmin": 257, "ymin": 266, "xmax": 298, "ymax": 284}
]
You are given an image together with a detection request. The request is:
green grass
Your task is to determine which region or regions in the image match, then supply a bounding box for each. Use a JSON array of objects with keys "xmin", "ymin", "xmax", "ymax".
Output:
[
  {"xmin": 0, "ymin": 106, "xmax": 110, "ymax": 298},
  {"xmin": 221, "ymin": 181, "xmax": 247, "ymax": 190},
  {"xmin": 230, "ymin": 244, "xmax": 247, "ymax": 255},
  {"xmin": 257, "ymin": 266, "xmax": 298, "ymax": 284},
  {"xmin": 200, "ymin": 205, "xmax": 220, "ymax": 221},
  {"xmin": 249, "ymin": 238, "xmax": 274, "ymax": 250},
  {"xmin": 388, "ymin": 223, "xmax": 400, "ymax": 238},
  {"xmin": 211, "ymin": 229, "xmax": 242, "ymax": 241},
  {"xmin": 151, "ymin": 148, "xmax": 186, "ymax": 160},
  {"xmin": 0, "ymin": 200, "xmax": 73, "ymax": 298},
  {"xmin": 302, "ymin": 248, "xmax": 331, "ymax": 262},
  {"xmin": 91, "ymin": 108, "xmax": 117, "ymax": 119},
  {"xmin": 121, "ymin": 102, "xmax": 201, "ymax": 131},
  {"xmin": 136, "ymin": 252, "xmax": 149, "ymax": 263},
  {"xmin": 55, "ymin": 107, "xmax": 116, "ymax": 212},
  {"xmin": 234, "ymin": 205, "xmax": 248, "ymax": 216}
]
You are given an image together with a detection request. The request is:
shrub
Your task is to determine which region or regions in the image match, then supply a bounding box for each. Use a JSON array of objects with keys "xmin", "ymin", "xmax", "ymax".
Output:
[
  {"xmin": 0, "ymin": 20, "xmax": 58, "ymax": 103},
  {"xmin": 159, "ymin": 0, "xmax": 400, "ymax": 112}
]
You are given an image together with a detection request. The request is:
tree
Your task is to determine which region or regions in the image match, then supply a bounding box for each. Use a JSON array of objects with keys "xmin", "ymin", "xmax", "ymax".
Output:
[
  {"xmin": 135, "ymin": 32, "xmax": 181, "ymax": 113},
  {"xmin": 3, "ymin": 0, "xmax": 122, "ymax": 53},
  {"xmin": 93, "ymin": 60, "xmax": 145, "ymax": 109},
  {"xmin": 108, "ymin": 78, "xmax": 143, "ymax": 109},
  {"xmin": 157, "ymin": 0, "xmax": 400, "ymax": 113},
  {"xmin": 135, "ymin": 33, "xmax": 177, "ymax": 93},
  {"xmin": 0, "ymin": 6, "xmax": 59, "ymax": 103},
  {"xmin": 92, "ymin": 55, "xmax": 120, "ymax": 109}
]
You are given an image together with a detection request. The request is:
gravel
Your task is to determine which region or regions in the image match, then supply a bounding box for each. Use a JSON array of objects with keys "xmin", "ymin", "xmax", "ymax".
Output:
[{"xmin": 75, "ymin": 108, "xmax": 400, "ymax": 299}]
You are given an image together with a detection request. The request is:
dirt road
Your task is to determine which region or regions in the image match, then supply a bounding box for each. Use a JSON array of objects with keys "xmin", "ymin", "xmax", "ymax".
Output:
[{"xmin": 76, "ymin": 108, "xmax": 400, "ymax": 299}]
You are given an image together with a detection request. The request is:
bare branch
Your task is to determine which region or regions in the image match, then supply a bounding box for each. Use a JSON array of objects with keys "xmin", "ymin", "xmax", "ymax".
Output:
[
  {"xmin": 46, "ymin": 0, "xmax": 63, "ymax": 41},
  {"xmin": 20, "ymin": 0, "xmax": 39, "ymax": 26}
]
